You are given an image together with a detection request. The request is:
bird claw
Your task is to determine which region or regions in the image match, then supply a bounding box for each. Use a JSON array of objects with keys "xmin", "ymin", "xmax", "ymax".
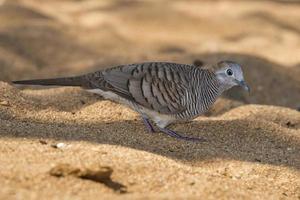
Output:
[{"xmin": 159, "ymin": 128, "xmax": 207, "ymax": 142}]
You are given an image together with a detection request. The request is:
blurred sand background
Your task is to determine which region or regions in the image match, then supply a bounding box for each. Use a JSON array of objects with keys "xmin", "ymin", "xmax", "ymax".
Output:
[{"xmin": 0, "ymin": 0, "xmax": 299, "ymax": 199}]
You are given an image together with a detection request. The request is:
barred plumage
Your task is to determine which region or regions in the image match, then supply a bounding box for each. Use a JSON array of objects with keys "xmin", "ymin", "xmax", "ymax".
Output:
[
  {"xmin": 85, "ymin": 62, "xmax": 221, "ymax": 121},
  {"xmin": 13, "ymin": 61, "xmax": 249, "ymax": 141}
]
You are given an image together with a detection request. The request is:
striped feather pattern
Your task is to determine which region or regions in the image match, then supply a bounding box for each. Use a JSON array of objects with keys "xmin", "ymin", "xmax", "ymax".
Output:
[{"xmin": 86, "ymin": 62, "xmax": 221, "ymax": 119}]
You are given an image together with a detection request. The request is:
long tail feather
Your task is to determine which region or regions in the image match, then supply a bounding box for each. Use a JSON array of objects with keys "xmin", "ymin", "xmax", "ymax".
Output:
[{"xmin": 12, "ymin": 76, "xmax": 84, "ymax": 87}]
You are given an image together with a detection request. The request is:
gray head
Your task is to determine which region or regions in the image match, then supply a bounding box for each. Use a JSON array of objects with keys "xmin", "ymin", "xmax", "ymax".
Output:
[{"xmin": 214, "ymin": 61, "xmax": 250, "ymax": 92}]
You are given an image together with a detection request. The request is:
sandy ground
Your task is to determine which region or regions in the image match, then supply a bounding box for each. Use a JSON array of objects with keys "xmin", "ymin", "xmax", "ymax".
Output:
[{"xmin": 0, "ymin": 0, "xmax": 300, "ymax": 199}]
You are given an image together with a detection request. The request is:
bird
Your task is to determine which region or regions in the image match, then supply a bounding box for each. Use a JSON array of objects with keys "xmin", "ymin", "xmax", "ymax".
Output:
[{"xmin": 12, "ymin": 61, "xmax": 250, "ymax": 141}]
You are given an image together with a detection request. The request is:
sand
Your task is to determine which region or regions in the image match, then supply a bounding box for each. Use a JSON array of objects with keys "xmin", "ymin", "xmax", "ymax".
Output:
[{"xmin": 0, "ymin": 0, "xmax": 299, "ymax": 199}]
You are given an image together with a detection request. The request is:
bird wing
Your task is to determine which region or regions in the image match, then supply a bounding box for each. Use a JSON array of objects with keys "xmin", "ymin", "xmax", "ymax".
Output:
[{"xmin": 90, "ymin": 62, "xmax": 191, "ymax": 115}]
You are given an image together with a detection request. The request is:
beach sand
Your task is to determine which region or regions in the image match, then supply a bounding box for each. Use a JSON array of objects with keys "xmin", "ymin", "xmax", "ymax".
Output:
[{"xmin": 0, "ymin": 0, "xmax": 299, "ymax": 199}]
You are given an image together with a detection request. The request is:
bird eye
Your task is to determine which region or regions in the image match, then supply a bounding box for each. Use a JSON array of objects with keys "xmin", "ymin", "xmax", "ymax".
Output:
[{"xmin": 226, "ymin": 69, "xmax": 233, "ymax": 76}]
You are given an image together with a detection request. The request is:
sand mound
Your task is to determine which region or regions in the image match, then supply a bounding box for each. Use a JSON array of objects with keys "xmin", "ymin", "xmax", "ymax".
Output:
[{"xmin": 0, "ymin": 82, "xmax": 299, "ymax": 199}]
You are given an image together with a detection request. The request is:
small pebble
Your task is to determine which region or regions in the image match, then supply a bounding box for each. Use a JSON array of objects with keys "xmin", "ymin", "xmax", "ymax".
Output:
[
  {"xmin": 51, "ymin": 142, "xmax": 67, "ymax": 149},
  {"xmin": 189, "ymin": 182, "xmax": 195, "ymax": 186},
  {"xmin": 254, "ymin": 158, "xmax": 262, "ymax": 162},
  {"xmin": 39, "ymin": 140, "xmax": 48, "ymax": 145},
  {"xmin": 286, "ymin": 121, "xmax": 295, "ymax": 128},
  {"xmin": 0, "ymin": 100, "xmax": 10, "ymax": 106},
  {"xmin": 282, "ymin": 192, "xmax": 288, "ymax": 196}
]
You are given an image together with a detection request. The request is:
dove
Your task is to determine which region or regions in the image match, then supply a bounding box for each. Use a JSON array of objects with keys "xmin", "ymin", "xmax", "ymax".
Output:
[{"xmin": 13, "ymin": 61, "xmax": 250, "ymax": 141}]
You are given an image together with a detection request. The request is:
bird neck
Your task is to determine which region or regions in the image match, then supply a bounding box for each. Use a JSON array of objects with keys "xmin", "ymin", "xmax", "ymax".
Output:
[
  {"xmin": 193, "ymin": 69, "xmax": 222, "ymax": 113},
  {"xmin": 214, "ymin": 72, "xmax": 235, "ymax": 94},
  {"xmin": 205, "ymin": 70, "xmax": 223, "ymax": 96}
]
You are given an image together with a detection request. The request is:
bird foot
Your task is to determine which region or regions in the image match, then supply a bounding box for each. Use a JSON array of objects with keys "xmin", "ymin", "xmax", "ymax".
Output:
[
  {"xmin": 159, "ymin": 128, "xmax": 206, "ymax": 142},
  {"xmin": 142, "ymin": 118, "xmax": 156, "ymax": 133},
  {"xmin": 142, "ymin": 118, "xmax": 206, "ymax": 142}
]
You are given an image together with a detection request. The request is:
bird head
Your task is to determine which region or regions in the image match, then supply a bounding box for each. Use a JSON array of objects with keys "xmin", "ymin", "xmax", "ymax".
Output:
[{"xmin": 214, "ymin": 61, "xmax": 250, "ymax": 92}]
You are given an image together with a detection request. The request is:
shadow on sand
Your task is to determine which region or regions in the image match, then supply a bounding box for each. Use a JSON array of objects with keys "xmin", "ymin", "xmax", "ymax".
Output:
[{"xmin": 0, "ymin": 113, "xmax": 299, "ymax": 170}]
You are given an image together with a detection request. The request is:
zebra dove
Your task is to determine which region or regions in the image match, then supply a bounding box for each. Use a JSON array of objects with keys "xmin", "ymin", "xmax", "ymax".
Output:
[{"xmin": 13, "ymin": 61, "xmax": 250, "ymax": 141}]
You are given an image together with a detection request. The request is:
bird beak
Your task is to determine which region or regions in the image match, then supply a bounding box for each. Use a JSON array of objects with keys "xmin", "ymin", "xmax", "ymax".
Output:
[{"xmin": 238, "ymin": 80, "xmax": 250, "ymax": 92}]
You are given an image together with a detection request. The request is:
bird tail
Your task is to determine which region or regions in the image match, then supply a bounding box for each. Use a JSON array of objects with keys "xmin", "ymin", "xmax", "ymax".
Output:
[{"xmin": 12, "ymin": 76, "xmax": 85, "ymax": 87}]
